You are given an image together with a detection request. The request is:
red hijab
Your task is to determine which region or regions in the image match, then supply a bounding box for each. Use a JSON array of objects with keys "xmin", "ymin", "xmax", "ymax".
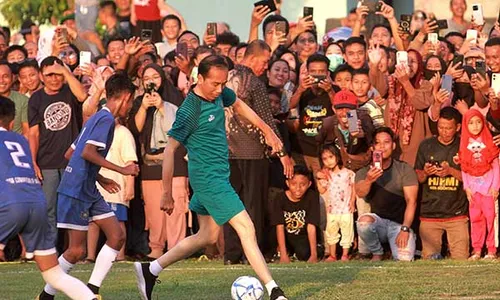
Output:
[{"xmin": 459, "ymin": 109, "xmax": 499, "ymax": 176}]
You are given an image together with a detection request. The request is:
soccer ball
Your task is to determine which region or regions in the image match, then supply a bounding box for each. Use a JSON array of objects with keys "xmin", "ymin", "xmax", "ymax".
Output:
[{"xmin": 231, "ymin": 276, "xmax": 264, "ymax": 300}]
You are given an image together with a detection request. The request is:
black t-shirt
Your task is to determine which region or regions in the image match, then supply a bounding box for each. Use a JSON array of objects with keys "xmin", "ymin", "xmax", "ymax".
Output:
[
  {"xmin": 355, "ymin": 160, "xmax": 418, "ymax": 224},
  {"xmin": 415, "ymin": 136, "xmax": 468, "ymax": 219},
  {"xmin": 271, "ymin": 189, "xmax": 320, "ymax": 237},
  {"xmin": 296, "ymin": 88, "xmax": 335, "ymax": 156},
  {"xmin": 28, "ymin": 85, "xmax": 82, "ymax": 169}
]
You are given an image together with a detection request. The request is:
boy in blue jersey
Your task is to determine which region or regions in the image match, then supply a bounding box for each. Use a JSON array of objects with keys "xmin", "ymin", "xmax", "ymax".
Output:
[
  {"xmin": 38, "ymin": 73, "xmax": 139, "ymax": 300},
  {"xmin": 134, "ymin": 55, "xmax": 288, "ymax": 300},
  {"xmin": 0, "ymin": 97, "xmax": 97, "ymax": 300}
]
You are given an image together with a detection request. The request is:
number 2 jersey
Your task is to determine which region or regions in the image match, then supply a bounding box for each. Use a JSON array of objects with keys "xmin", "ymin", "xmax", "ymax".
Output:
[
  {"xmin": 57, "ymin": 107, "xmax": 115, "ymax": 202},
  {"xmin": 0, "ymin": 128, "xmax": 45, "ymax": 208}
]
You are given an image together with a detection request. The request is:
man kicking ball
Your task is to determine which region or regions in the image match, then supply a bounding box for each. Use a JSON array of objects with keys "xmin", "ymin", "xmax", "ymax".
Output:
[
  {"xmin": 134, "ymin": 55, "xmax": 288, "ymax": 300},
  {"xmin": 0, "ymin": 97, "xmax": 97, "ymax": 299}
]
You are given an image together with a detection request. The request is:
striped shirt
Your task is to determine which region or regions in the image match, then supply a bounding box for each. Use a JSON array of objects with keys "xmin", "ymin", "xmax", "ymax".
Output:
[{"xmin": 358, "ymin": 99, "xmax": 385, "ymax": 129}]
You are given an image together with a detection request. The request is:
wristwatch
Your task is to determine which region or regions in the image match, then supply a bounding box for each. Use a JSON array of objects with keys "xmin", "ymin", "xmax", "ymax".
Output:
[
  {"xmin": 400, "ymin": 226, "xmax": 410, "ymax": 232},
  {"xmin": 277, "ymin": 149, "xmax": 287, "ymax": 158}
]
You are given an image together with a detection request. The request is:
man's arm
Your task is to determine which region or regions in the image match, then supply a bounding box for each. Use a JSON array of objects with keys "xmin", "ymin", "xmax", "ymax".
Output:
[
  {"xmin": 276, "ymin": 225, "xmax": 290, "ymax": 263},
  {"xmin": 60, "ymin": 65, "xmax": 87, "ymax": 102},
  {"xmin": 28, "ymin": 125, "xmax": 42, "ymax": 180},
  {"xmin": 306, "ymin": 224, "xmax": 318, "ymax": 262},
  {"xmin": 401, "ymin": 185, "xmax": 418, "ymax": 228},
  {"xmin": 160, "ymin": 137, "xmax": 181, "ymax": 213},
  {"xmin": 81, "ymin": 144, "xmax": 138, "ymax": 175},
  {"xmin": 21, "ymin": 122, "xmax": 29, "ymax": 139}
]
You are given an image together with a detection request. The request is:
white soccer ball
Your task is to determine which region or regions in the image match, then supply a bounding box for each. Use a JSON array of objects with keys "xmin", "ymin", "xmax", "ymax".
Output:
[{"xmin": 231, "ymin": 276, "xmax": 265, "ymax": 300}]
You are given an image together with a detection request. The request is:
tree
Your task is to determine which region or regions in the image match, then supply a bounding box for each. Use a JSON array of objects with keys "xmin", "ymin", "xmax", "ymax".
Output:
[{"xmin": 0, "ymin": 0, "xmax": 68, "ymax": 29}]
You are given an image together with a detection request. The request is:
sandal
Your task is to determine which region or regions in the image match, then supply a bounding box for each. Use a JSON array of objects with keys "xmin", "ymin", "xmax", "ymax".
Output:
[
  {"xmin": 468, "ymin": 253, "xmax": 481, "ymax": 261},
  {"xmin": 483, "ymin": 254, "xmax": 497, "ymax": 260}
]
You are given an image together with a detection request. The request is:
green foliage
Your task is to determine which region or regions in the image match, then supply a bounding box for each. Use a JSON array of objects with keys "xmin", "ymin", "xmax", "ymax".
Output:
[{"xmin": 0, "ymin": 0, "xmax": 69, "ymax": 29}]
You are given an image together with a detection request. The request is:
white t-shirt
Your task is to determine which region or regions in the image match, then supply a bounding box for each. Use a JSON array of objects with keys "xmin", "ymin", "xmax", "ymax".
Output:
[
  {"xmin": 155, "ymin": 41, "xmax": 177, "ymax": 60},
  {"xmin": 97, "ymin": 124, "xmax": 138, "ymax": 206}
]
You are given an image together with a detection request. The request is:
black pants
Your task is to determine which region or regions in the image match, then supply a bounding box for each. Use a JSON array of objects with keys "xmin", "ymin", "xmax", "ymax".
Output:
[
  {"xmin": 224, "ymin": 159, "xmax": 269, "ymax": 262},
  {"xmin": 286, "ymin": 234, "xmax": 325, "ymax": 261}
]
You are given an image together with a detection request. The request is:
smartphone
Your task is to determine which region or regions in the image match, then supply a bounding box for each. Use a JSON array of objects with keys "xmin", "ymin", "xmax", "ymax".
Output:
[
  {"xmin": 275, "ymin": 21, "xmax": 286, "ymax": 36},
  {"xmin": 428, "ymin": 33, "xmax": 438, "ymax": 44},
  {"xmin": 254, "ymin": 0, "xmax": 277, "ymax": 12},
  {"xmin": 436, "ymin": 19, "xmax": 448, "ymax": 30},
  {"xmin": 472, "ymin": 4, "xmax": 484, "ymax": 25},
  {"xmin": 141, "ymin": 29, "xmax": 153, "ymax": 42},
  {"xmin": 303, "ymin": 6, "xmax": 314, "ymax": 19},
  {"xmin": 441, "ymin": 74, "xmax": 453, "ymax": 94},
  {"xmin": 428, "ymin": 160, "xmax": 441, "ymax": 168},
  {"xmin": 176, "ymin": 42, "xmax": 188, "ymax": 58},
  {"xmin": 400, "ymin": 15, "xmax": 412, "ymax": 33},
  {"xmin": 58, "ymin": 28, "xmax": 69, "ymax": 44},
  {"xmin": 396, "ymin": 51, "xmax": 408, "ymax": 66},
  {"xmin": 452, "ymin": 54, "xmax": 464, "ymax": 70},
  {"xmin": 475, "ymin": 61, "xmax": 486, "ymax": 77},
  {"xmin": 375, "ymin": 1, "xmax": 383, "ymax": 12},
  {"xmin": 493, "ymin": 73, "xmax": 500, "ymax": 95},
  {"xmin": 207, "ymin": 22, "xmax": 217, "ymax": 36},
  {"xmin": 79, "ymin": 51, "xmax": 91, "ymax": 67},
  {"xmin": 311, "ymin": 74, "xmax": 326, "ymax": 83},
  {"xmin": 347, "ymin": 110, "xmax": 359, "ymax": 134},
  {"xmin": 466, "ymin": 29, "xmax": 478, "ymax": 45},
  {"xmin": 373, "ymin": 150, "xmax": 383, "ymax": 169}
]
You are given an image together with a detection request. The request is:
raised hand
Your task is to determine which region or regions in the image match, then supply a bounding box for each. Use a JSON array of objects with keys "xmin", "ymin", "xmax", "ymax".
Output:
[
  {"xmin": 376, "ymin": 1, "xmax": 395, "ymax": 21},
  {"xmin": 124, "ymin": 37, "xmax": 144, "ymax": 56},
  {"xmin": 368, "ymin": 43, "xmax": 382, "ymax": 67},
  {"xmin": 446, "ymin": 61, "xmax": 464, "ymax": 79},
  {"xmin": 251, "ymin": 5, "xmax": 271, "ymax": 27},
  {"xmin": 296, "ymin": 15, "xmax": 314, "ymax": 33},
  {"xmin": 355, "ymin": 4, "xmax": 369, "ymax": 25}
]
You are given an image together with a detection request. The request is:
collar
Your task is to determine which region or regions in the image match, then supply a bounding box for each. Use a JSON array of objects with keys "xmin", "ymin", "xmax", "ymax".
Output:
[
  {"xmin": 102, "ymin": 106, "xmax": 111, "ymax": 112},
  {"xmin": 0, "ymin": 127, "xmax": 6, "ymax": 131}
]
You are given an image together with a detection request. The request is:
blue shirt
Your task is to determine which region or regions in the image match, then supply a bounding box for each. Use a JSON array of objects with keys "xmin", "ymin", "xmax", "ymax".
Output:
[
  {"xmin": 58, "ymin": 107, "xmax": 115, "ymax": 202},
  {"xmin": 0, "ymin": 127, "xmax": 45, "ymax": 208}
]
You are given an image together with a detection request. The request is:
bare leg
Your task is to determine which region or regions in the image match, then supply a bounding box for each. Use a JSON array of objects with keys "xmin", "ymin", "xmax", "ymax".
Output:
[
  {"xmin": 86, "ymin": 222, "xmax": 99, "ymax": 261},
  {"xmin": 117, "ymin": 222, "xmax": 126, "ymax": 260},
  {"xmin": 156, "ymin": 214, "xmax": 220, "ymax": 268},
  {"xmin": 228, "ymin": 210, "xmax": 272, "ymax": 285}
]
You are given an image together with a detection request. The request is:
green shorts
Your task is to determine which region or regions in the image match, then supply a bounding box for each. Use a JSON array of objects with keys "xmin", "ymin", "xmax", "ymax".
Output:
[{"xmin": 189, "ymin": 182, "xmax": 245, "ymax": 225}]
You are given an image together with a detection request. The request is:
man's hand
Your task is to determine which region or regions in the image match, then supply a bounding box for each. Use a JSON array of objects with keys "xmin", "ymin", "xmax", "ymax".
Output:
[
  {"xmin": 175, "ymin": 54, "xmax": 191, "ymax": 75},
  {"xmin": 280, "ymin": 155, "xmax": 294, "ymax": 179},
  {"xmin": 376, "ymin": 1, "xmax": 395, "ymax": 21},
  {"xmin": 368, "ymin": 43, "xmax": 383, "ymax": 67},
  {"xmin": 420, "ymin": 18, "xmax": 438, "ymax": 35},
  {"xmin": 33, "ymin": 163, "xmax": 43, "ymax": 181},
  {"xmin": 98, "ymin": 176, "xmax": 121, "ymax": 194},
  {"xmin": 355, "ymin": 5, "xmax": 369, "ymax": 25},
  {"xmin": 264, "ymin": 129, "xmax": 283, "ymax": 154},
  {"xmin": 435, "ymin": 161, "xmax": 451, "ymax": 178},
  {"xmin": 318, "ymin": 78, "xmax": 333, "ymax": 93},
  {"xmin": 280, "ymin": 254, "xmax": 291, "ymax": 264},
  {"xmin": 269, "ymin": 31, "xmax": 287, "ymax": 52},
  {"xmin": 124, "ymin": 37, "xmax": 145, "ymax": 56},
  {"xmin": 251, "ymin": 5, "xmax": 271, "ymax": 27},
  {"xmin": 366, "ymin": 166, "xmax": 383, "ymax": 183},
  {"xmin": 299, "ymin": 71, "xmax": 314, "ymax": 91},
  {"xmin": 374, "ymin": 94, "xmax": 386, "ymax": 107},
  {"xmin": 296, "ymin": 16, "xmax": 314, "ymax": 34},
  {"xmin": 121, "ymin": 162, "xmax": 140, "ymax": 176},
  {"xmin": 454, "ymin": 99, "xmax": 469, "ymax": 115},
  {"xmin": 423, "ymin": 162, "xmax": 439, "ymax": 177},
  {"xmin": 160, "ymin": 191, "xmax": 175, "ymax": 215},
  {"xmin": 395, "ymin": 231, "xmax": 410, "ymax": 249},
  {"xmin": 203, "ymin": 28, "xmax": 217, "ymax": 46},
  {"xmin": 397, "ymin": 26, "xmax": 411, "ymax": 42},
  {"xmin": 470, "ymin": 73, "xmax": 489, "ymax": 92}
]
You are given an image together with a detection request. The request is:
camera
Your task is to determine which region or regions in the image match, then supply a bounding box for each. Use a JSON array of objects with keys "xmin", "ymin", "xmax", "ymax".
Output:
[{"xmin": 145, "ymin": 82, "xmax": 156, "ymax": 95}]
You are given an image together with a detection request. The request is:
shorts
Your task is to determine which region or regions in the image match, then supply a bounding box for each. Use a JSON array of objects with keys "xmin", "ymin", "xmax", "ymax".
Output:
[
  {"xmin": 106, "ymin": 202, "xmax": 128, "ymax": 222},
  {"xmin": 189, "ymin": 181, "xmax": 245, "ymax": 226},
  {"xmin": 0, "ymin": 202, "xmax": 56, "ymax": 257},
  {"xmin": 57, "ymin": 193, "xmax": 115, "ymax": 231}
]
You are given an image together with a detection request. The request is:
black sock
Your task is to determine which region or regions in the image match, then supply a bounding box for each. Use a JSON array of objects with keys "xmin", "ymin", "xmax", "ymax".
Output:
[
  {"xmin": 87, "ymin": 283, "xmax": 100, "ymax": 295},
  {"xmin": 39, "ymin": 290, "xmax": 55, "ymax": 300}
]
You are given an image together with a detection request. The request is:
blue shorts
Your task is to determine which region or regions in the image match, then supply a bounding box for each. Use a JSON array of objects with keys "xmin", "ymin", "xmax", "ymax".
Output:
[
  {"xmin": 0, "ymin": 202, "xmax": 56, "ymax": 257},
  {"xmin": 57, "ymin": 193, "xmax": 115, "ymax": 231},
  {"xmin": 106, "ymin": 202, "xmax": 128, "ymax": 222}
]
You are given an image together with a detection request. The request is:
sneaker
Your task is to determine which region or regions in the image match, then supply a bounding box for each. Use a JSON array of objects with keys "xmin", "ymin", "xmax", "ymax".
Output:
[
  {"xmin": 270, "ymin": 287, "xmax": 288, "ymax": 300},
  {"xmin": 35, "ymin": 291, "xmax": 54, "ymax": 300},
  {"xmin": 134, "ymin": 262, "xmax": 158, "ymax": 300}
]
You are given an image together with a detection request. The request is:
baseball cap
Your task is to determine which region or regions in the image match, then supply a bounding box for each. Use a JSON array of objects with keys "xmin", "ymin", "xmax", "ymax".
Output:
[{"xmin": 333, "ymin": 90, "xmax": 357, "ymax": 109}]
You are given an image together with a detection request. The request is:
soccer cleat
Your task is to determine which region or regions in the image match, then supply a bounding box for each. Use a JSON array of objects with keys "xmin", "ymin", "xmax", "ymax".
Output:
[
  {"xmin": 270, "ymin": 287, "xmax": 288, "ymax": 300},
  {"xmin": 134, "ymin": 262, "xmax": 158, "ymax": 300},
  {"xmin": 35, "ymin": 291, "xmax": 54, "ymax": 300}
]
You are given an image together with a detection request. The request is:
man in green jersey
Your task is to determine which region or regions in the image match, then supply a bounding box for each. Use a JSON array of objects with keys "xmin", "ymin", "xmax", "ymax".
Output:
[{"xmin": 134, "ymin": 55, "xmax": 288, "ymax": 300}]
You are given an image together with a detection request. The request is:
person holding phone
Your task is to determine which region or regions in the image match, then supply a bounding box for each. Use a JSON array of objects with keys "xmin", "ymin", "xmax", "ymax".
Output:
[
  {"xmin": 442, "ymin": 0, "xmax": 470, "ymax": 36},
  {"xmin": 155, "ymin": 15, "xmax": 183, "ymax": 60},
  {"xmin": 355, "ymin": 127, "xmax": 419, "ymax": 261},
  {"xmin": 98, "ymin": 1, "xmax": 131, "ymax": 47}
]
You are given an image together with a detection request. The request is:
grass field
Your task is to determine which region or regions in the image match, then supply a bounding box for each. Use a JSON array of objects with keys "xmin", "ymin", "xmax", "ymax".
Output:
[{"xmin": 1, "ymin": 259, "xmax": 500, "ymax": 299}]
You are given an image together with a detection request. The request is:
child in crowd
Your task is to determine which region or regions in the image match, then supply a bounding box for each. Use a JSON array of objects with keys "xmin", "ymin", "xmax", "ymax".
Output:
[
  {"xmin": 459, "ymin": 109, "xmax": 499, "ymax": 260},
  {"xmin": 351, "ymin": 68, "xmax": 385, "ymax": 128},
  {"xmin": 86, "ymin": 118, "xmax": 138, "ymax": 262},
  {"xmin": 271, "ymin": 165, "xmax": 322, "ymax": 263},
  {"xmin": 331, "ymin": 64, "xmax": 352, "ymax": 91},
  {"xmin": 317, "ymin": 144, "xmax": 355, "ymax": 262}
]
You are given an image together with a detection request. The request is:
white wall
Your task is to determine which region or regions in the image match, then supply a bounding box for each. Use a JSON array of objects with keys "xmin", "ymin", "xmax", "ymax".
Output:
[{"xmin": 414, "ymin": 0, "xmax": 500, "ymax": 20}]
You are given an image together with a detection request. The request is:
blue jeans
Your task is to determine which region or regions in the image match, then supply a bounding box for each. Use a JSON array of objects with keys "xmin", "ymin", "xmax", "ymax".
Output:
[
  {"xmin": 356, "ymin": 213, "xmax": 416, "ymax": 261},
  {"xmin": 41, "ymin": 169, "xmax": 65, "ymax": 244}
]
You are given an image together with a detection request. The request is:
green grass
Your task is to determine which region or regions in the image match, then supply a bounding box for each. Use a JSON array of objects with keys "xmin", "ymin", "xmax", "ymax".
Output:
[{"xmin": 1, "ymin": 259, "xmax": 500, "ymax": 299}]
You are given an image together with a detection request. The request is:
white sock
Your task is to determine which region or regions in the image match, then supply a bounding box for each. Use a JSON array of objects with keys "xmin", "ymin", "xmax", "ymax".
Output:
[
  {"xmin": 149, "ymin": 260, "xmax": 163, "ymax": 277},
  {"xmin": 42, "ymin": 265, "xmax": 95, "ymax": 300},
  {"xmin": 88, "ymin": 244, "xmax": 119, "ymax": 287},
  {"xmin": 44, "ymin": 255, "xmax": 75, "ymax": 295},
  {"xmin": 265, "ymin": 280, "xmax": 278, "ymax": 295}
]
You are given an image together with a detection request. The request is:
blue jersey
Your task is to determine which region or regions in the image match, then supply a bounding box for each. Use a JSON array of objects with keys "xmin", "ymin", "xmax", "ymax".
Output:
[
  {"xmin": 0, "ymin": 128, "xmax": 45, "ymax": 208},
  {"xmin": 58, "ymin": 107, "xmax": 115, "ymax": 202}
]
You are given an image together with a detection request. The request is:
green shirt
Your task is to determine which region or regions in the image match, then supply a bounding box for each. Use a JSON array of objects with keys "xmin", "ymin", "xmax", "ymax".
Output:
[
  {"xmin": 9, "ymin": 91, "xmax": 29, "ymax": 135},
  {"xmin": 168, "ymin": 87, "xmax": 236, "ymax": 190}
]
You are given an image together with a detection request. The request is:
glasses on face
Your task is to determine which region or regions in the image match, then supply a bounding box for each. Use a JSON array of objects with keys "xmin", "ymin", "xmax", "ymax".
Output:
[
  {"xmin": 298, "ymin": 38, "xmax": 316, "ymax": 45},
  {"xmin": 60, "ymin": 51, "xmax": 76, "ymax": 59}
]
